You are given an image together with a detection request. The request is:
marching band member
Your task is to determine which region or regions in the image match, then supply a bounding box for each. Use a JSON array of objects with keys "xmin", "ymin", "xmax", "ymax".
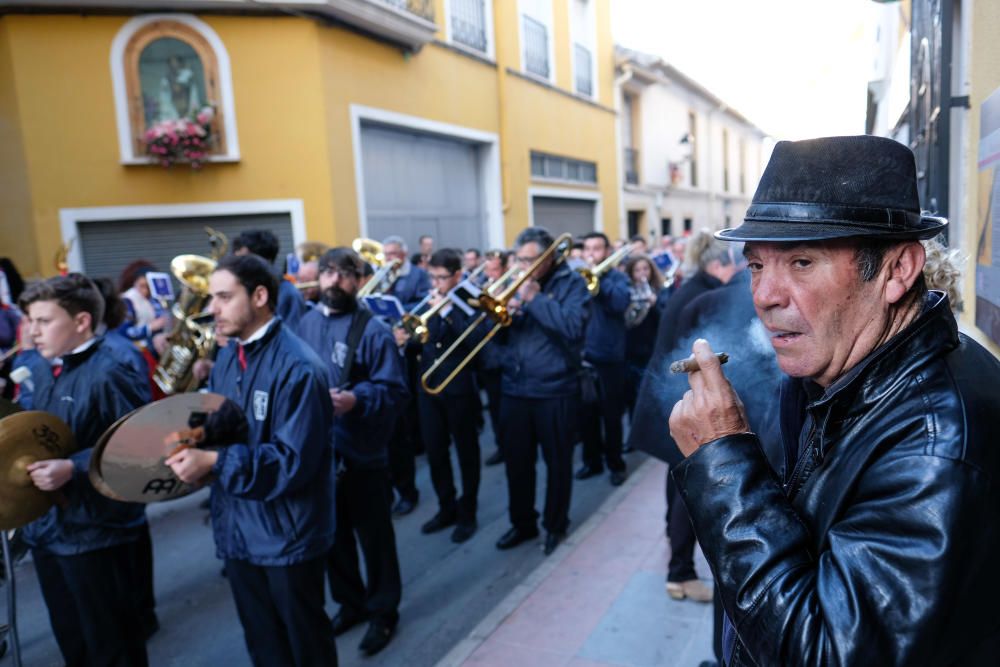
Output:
[
  {"xmin": 19, "ymin": 274, "xmax": 151, "ymax": 666},
  {"xmin": 232, "ymin": 229, "xmax": 307, "ymax": 330},
  {"xmin": 296, "ymin": 248, "xmax": 409, "ymax": 656},
  {"xmin": 478, "ymin": 250, "xmax": 508, "ymax": 466},
  {"xmin": 495, "ymin": 227, "xmax": 590, "ymax": 556},
  {"xmin": 462, "ymin": 248, "xmax": 482, "ymax": 277},
  {"xmin": 166, "ymin": 254, "xmax": 338, "ymax": 666},
  {"xmin": 415, "ymin": 249, "xmax": 482, "ymax": 543},
  {"xmin": 381, "ymin": 235, "xmax": 430, "ymax": 310},
  {"xmin": 576, "ymin": 232, "xmax": 630, "ymax": 486}
]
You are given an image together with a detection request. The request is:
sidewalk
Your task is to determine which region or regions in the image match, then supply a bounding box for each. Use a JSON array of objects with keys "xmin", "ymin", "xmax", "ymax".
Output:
[{"xmin": 438, "ymin": 457, "xmax": 716, "ymax": 667}]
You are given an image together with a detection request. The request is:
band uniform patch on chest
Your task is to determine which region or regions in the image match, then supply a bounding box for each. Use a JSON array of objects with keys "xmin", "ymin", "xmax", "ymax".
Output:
[
  {"xmin": 332, "ymin": 341, "xmax": 349, "ymax": 368},
  {"xmin": 253, "ymin": 390, "xmax": 268, "ymax": 421}
]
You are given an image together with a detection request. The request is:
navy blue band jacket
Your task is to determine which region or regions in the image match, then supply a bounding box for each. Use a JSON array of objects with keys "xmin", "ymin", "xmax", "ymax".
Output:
[{"xmin": 207, "ymin": 319, "xmax": 336, "ymax": 566}]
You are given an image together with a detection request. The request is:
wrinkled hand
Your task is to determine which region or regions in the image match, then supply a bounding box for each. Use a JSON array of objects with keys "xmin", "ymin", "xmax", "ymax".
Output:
[
  {"xmin": 330, "ymin": 388, "xmax": 357, "ymax": 415},
  {"xmin": 668, "ymin": 339, "xmax": 750, "ymax": 458},
  {"xmin": 27, "ymin": 459, "xmax": 74, "ymax": 491},
  {"xmin": 164, "ymin": 448, "xmax": 218, "ymax": 485},
  {"xmin": 150, "ymin": 315, "xmax": 170, "ymax": 333}
]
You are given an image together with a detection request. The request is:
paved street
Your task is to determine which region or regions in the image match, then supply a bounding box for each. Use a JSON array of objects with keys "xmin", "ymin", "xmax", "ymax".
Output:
[{"xmin": 9, "ymin": 422, "xmax": 654, "ymax": 667}]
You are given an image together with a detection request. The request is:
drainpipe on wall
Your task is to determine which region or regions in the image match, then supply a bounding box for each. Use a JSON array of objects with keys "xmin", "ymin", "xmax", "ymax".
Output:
[
  {"xmin": 614, "ymin": 63, "xmax": 635, "ymax": 240},
  {"xmin": 495, "ymin": 0, "xmax": 511, "ymax": 228}
]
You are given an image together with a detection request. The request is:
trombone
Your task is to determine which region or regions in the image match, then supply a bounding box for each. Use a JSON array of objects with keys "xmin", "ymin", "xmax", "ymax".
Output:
[
  {"xmin": 577, "ymin": 242, "xmax": 636, "ymax": 296},
  {"xmin": 353, "ymin": 238, "xmax": 402, "ymax": 298},
  {"xmin": 421, "ymin": 233, "xmax": 572, "ymax": 396},
  {"xmin": 399, "ymin": 263, "xmax": 488, "ymax": 344}
]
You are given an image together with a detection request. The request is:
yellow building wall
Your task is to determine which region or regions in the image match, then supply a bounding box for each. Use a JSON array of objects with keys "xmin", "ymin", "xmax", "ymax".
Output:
[
  {"xmin": 0, "ymin": 14, "xmax": 336, "ymax": 278},
  {"xmin": 0, "ymin": 0, "xmax": 618, "ymax": 271},
  {"xmin": 0, "ymin": 21, "xmax": 37, "ymax": 276},
  {"xmin": 962, "ymin": 1, "xmax": 1000, "ymax": 356},
  {"xmin": 315, "ymin": 29, "xmax": 501, "ymax": 245}
]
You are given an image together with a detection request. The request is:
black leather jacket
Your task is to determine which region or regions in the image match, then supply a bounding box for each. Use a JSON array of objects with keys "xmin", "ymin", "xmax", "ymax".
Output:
[{"xmin": 674, "ymin": 292, "xmax": 1000, "ymax": 666}]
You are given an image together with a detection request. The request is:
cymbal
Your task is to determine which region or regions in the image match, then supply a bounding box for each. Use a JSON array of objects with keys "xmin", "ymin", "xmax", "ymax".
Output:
[
  {"xmin": 0, "ymin": 411, "xmax": 75, "ymax": 530},
  {"xmin": 88, "ymin": 407, "xmax": 141, "ymax": 502},
  {"xmin": 92, "ymin": 392, "xmax": 231, "ymax": 504}
]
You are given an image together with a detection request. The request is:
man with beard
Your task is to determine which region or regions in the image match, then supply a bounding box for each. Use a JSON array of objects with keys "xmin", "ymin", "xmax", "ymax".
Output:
[
  {"xmin": 166, "ymin": 254, "xmax": 337, "ymax": 666},
  {"xmin": 296, "ymin": 247, "xmax": 409, "ymax": 657},
  {"xmin": 668, "ymin": 136, "xmax": 1000, "ymax": 665}
]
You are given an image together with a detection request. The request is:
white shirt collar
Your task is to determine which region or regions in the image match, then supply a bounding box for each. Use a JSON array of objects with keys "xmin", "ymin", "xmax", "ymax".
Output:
[
  {"xmin": 238, "ymin": 317, "xmax": 276, "ymax": 346},
  {"xmin": 53, "ymin": 335, "xmax": 98, "ymax": 367}
]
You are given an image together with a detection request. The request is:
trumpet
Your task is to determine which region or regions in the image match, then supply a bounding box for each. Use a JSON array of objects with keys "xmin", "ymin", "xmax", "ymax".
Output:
[
  {"xmin": 0, "ymin": 343, "xmax": 20, "ymax": 364},
  {"xmin": 294, "ymin": 281, "xmax": 319, "ymax": 291},
  {"xmin": 421, "ymin": 233, "xmax": 572, "ymax": 395},
  {"xmin": 577, "ymin": 243, "xmax": 636, "ymax": 296},
  {"xmin": 400, "ymin": 263, "xmax": 488, "ymax": 344}
]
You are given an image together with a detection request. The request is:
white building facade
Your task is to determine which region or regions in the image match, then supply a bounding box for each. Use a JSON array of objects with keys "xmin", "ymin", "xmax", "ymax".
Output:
[{"xmin": 616, "ymin": 47, "xmax": 769, "ymax": 242}]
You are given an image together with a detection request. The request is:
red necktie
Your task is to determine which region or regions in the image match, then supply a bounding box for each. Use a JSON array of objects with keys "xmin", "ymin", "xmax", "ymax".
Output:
[
  {"xmin": 237, "ymin": 345, "xmax": 247, "ymax": 371},
  {"xmin": 52, "ymin": 365, "xmax": 62, "ymax": 378}
]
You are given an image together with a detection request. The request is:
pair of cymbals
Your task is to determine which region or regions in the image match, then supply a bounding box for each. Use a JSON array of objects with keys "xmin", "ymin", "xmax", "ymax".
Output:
[
  {"xmin": 90, "ymin": 392, "xmax": 231, "ymax": 504},
  {"xmin": 0, "ymin": 400, "xmax": 75, "ymax": 530}
]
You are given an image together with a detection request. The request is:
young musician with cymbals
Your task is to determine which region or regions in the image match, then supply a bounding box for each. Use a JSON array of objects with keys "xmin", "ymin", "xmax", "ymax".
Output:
[
  {"xmin": 19, "ymin": 274, "xmax": 151, "ymax": 667},
  {"xmin": 166, "ymin": 254, "xmax": 337, "ymax": 666}
]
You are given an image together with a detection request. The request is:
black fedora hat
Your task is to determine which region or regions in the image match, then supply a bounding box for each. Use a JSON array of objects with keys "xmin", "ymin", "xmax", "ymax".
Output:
[{"xmin": 717, "ymin": 135, "xmax": 947, "ymax": 242}]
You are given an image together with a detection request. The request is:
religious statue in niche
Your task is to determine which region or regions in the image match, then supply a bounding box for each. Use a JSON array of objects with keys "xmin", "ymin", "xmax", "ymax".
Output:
[{"xmin": 138, "ymin": 37, "xmax": 207, "ymax": 125}]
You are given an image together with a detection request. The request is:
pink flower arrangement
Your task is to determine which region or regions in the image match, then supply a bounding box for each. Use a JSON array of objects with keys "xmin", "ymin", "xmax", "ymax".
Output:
[{"xmin": 143, "ymin": 106, "xmax": 215, "ymax": 169}]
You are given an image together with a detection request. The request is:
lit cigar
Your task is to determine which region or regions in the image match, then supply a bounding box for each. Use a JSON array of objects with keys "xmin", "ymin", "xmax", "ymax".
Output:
[{"xmin": 670, "ymin": 352, "xmax": 729, "ymax": 374}]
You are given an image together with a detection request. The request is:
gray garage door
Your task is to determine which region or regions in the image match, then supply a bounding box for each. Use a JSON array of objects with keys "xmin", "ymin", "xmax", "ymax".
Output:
[
  {"xmin": 532, "ymin": 196, "xmax": 596, "ymax": 239},
  {"xmin": 78, "ymin": 212, "xmax": 294, "ymax": 285},
  {"xmin": 361, "ymin": 122, "xmax": 485, "ymax": 251}
]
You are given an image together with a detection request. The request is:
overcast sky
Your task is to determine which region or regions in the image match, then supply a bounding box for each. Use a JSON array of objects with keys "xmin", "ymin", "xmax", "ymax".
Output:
[{"xmin": 611, "ymin": 0, "xmax": 877, "ymax": 141}]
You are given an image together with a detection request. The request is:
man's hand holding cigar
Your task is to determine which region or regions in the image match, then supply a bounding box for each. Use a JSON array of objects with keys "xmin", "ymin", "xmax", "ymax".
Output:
[{"xmin": 668, "ymin": 339, "xmax": 750, "ymax": 458}]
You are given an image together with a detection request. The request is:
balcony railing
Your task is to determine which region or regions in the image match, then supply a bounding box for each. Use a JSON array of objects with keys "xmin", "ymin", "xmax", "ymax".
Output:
[
  {"xmin": 624, "ymin": 148, "xmax": 639, "ymax": 185},
  {"xmin": 523, "ymin": 15, "xmax": 550, "ymax": 79},
  {"xmin": 574, "ymin": 44, "xmax": 593, "ymax": 97},
  {"xmin": 450, "ymin": 0, "xmax": 488, "ymax": 53}
]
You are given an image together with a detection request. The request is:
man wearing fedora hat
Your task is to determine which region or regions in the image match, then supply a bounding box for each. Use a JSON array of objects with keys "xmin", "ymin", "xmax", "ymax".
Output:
[{"xmin": 668, "ymin": 135, "xmax": 1000, "ymax": 666}]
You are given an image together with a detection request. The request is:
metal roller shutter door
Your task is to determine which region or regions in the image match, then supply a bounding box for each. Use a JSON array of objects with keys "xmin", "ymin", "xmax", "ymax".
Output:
[
  {"xmin": 361, "ymin": 123, "xmax": 485, "ymax": 251},
  {"xmin": 77, "ymin": 213, "xmax": 294, "ymax": 284},
  {"xmin": 532, "ymin": 197, "xmax": 596, "ymax": 239}
]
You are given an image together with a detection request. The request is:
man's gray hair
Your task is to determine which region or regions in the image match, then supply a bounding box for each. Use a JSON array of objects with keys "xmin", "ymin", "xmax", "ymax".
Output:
[{"xmin": 382, "ymin": 235, "xmax": 407, "ymax": 250}]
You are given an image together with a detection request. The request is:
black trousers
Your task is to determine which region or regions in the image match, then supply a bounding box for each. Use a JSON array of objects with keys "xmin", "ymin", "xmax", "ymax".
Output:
[
  {"xmin": 33, "ymin": 543, "xmax": 149, "ymax": 667},
  {"xmin": 328, "ymin": 466, "xmax": 402, "ymax": 624},
  {"xmin": 501, "ymin": 395, "xmax": 577, "ymax": 534},
  {"xmin": 226, "ymin": 556, "xmax": 337, "ymax": 667},
  {"xmin": 479, "ymin": 369, "xmax": 503, "ymax": 450},
  {"xmin": 418, "ymin": 391, "xmax": 481, "ymax": 523},
  {"xmin": 666, "ymin": 471, "xmax": 697, "ymax": 582},
  {"xmin": 136, "ymin": 521, "xmax": 156, "ymax": 627},
  {"xmin": 388, "ymin": 414, "xmax": 418, "ymax": 503},
  {"xmin": 581, "ymin": 361, "xmax": 626, "ymax": 472}
]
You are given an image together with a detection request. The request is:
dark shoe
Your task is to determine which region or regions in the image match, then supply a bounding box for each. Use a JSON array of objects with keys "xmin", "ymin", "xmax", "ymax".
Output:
[
  {"xmin": 609, "ymin": 469, "xmax": 627, "ymax": 487},
  {"xmin": 391, "ymin": 496, "xmax": 417, "ymax": 517},
  {"xmin": 543, "ymin": 532, "xmax": 564, "ymax": 556},
  {"xmin": 484, "ymin": 449, "xmax": 504, "ymax": 466},
  {"xmin": 451, "ymin": 521, "xmax": 477, "ymax": 543},
  {"xmin": 622, "ymin": 443, "xmax": 634, "ymax": 453},
  {"xmin": 358, "ymin": 619, "xmax": 395, "ymax": 655},
  {"xmin": 332, "ymin": 607, "xmax": 366, "ymax": 636},
  {"xmin": 421, "ymin": 511, "xmax": 457, "ymax": 534},
  {"xmin": 575, "ymin": 463, "xmax": 604, "ymax": 480},
  {"xmin": 495, "ymin": 525, "xmax": 539, "ymax": 550}
]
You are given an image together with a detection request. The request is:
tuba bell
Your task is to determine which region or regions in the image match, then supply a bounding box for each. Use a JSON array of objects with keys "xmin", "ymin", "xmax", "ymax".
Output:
[
  {"xmin": 152, "ymin": 228, "xmax": 226, "ymax": 394},
  {"xmin": 353, "ymin": 238, "xmax": 401, "ymax": 298}
]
